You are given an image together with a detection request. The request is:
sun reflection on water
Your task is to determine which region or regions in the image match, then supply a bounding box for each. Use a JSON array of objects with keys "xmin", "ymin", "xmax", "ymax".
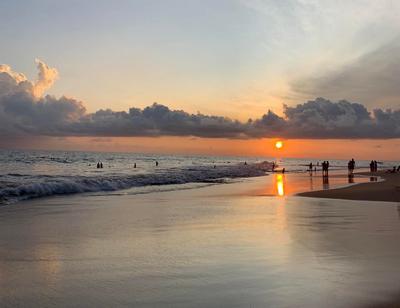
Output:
[{"xmin": 276, "ymin": 174, "xmax": 285, "ymax": 196}]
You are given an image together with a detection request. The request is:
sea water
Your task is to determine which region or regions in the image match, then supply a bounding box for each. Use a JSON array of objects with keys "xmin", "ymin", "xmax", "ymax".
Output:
[{"xmin": 0, "ymin": 149, "xmax": 398, "ymax": 204}]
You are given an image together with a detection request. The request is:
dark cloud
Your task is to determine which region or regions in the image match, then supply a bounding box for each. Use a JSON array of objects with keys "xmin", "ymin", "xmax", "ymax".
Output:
[
  {"xmin": 1, "ymin": 61, "xmax": 400, "ymax": 140},
  {"xmin": 290, "ymin": 39, "xmax": 400, "ymax": 109}
]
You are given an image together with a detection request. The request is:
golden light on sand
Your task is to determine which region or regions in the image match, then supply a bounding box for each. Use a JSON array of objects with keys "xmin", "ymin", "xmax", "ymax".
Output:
[{"xmin": 275, "ymin": 140, "xmax": 283, "ymax": 149}]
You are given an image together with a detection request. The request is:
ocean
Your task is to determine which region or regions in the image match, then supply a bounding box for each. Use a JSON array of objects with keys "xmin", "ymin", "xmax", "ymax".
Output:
[{"xmin": 0, "ymin": 149, "xmax": 398, "ymax": 205}]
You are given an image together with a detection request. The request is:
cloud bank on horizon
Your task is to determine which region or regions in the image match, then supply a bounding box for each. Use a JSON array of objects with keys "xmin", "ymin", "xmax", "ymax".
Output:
[{"xmin": 0, "ymin": 60, "xmax": 399, "ymax": 140}]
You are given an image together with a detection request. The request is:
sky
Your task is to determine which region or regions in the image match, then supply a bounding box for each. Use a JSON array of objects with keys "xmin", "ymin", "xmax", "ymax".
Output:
[{"xmin": 0, "ymin": 0, "xmax": 399, "ymax": 159}]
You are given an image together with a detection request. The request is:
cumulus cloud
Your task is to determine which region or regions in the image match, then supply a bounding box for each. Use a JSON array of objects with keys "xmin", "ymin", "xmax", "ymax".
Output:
[
  {"xmin": 0, "ymin": 58, "xmax": 58, "ymax": 99},
  {"xmin": 32, "ymin": 59, "xmax": 58, "ymax": 97},
  {"xmin": 0, "ymin": 60, "xmax": 399, "ymax": 140}
]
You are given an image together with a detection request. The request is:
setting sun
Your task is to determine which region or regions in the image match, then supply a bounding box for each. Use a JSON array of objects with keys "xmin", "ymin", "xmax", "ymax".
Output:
[{"xmin": 275, "ymin": 140, "xmax": 283, "ymax": 149}]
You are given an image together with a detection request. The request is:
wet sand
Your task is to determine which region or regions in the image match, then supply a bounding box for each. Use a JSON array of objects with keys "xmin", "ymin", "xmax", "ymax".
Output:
[
  {"xmin": 299, "ymin": 171, "xmax": 400, "ymax": 202},
  {"xmin": 1, "ymin": 175, "xmax": 400, "ymax": 307}
]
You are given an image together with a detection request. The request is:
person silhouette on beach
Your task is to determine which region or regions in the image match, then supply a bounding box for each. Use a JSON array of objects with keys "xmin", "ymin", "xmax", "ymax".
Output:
[
  {"xmin": 322, "ymin": 161, "xmax": 330, "ymax": 177},
  {"xmin": 324, "ymin": 161, "xmax": 329, "ymax": 176},
  {"xmin": 97, "ymin": 162, "xmax": 100, "ymax": 169},
  {"xmin": 348, "ymin": 159, "xmax": 355, "ymax": 175},
  {"xmin": 370, "ymin": 160, "xmax": 374, "ymax": 172},
  {"xmin": 100, "ymin": 162, "xmax": 103, "ymax": 168},
  {"xmin": 155, "ymin": 161, "xmax": 159, "ymax": 167},
  {"xmin": 134, "ymin": 163, "xmax": 136, "ymax": 168}
]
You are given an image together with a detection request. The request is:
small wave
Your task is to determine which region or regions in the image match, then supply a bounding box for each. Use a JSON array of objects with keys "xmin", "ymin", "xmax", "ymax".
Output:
[{"xmin": 0, "ymin": 161, "xmax": 272, "ymax": 205}]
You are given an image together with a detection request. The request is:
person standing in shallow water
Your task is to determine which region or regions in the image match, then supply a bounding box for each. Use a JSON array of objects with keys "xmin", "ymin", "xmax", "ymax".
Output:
[{"xmin": 155, "ymin": 161, "xmax": 159, "ymax": 167}]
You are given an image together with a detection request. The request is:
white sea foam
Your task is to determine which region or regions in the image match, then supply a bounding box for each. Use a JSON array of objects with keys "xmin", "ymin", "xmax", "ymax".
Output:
[{"xmin": 0, "ymin": 161, "xmax": 272, "ymax": 204}]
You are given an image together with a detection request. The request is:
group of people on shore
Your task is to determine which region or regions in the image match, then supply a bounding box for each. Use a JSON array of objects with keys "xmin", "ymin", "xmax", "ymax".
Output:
[
  {"xmin": 321, "ymin": 161, "xmax": 330, "ymax": 176},
  {"xmin": 369, "ymin": 160, "xmax": 378, "ymax": 172},
  {"xmin": 348, "ymin": 158, "xmax": 355, "ymax": 175},
  {"xmin": 306, "ymin": 161, "xmax": 330, "ymax": 176},
  {"xmin": 387, "ymin": 166, "xmax": 400, "ymax": 173}
]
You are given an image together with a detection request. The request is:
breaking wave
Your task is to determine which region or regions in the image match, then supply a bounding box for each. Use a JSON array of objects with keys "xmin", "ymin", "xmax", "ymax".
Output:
[{"xmin": 0, "ymin": 162, "xmax": 272, "ymax": 205}]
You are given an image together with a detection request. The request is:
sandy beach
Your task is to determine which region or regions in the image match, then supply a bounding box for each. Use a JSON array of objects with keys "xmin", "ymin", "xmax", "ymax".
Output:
[
  {"xmin": 299, "ymin": 172, "xmax": 400, "ymax": 202},
  {"xmin": 1, "ymin": 174, "xmax": 400, "ymax": 307}
]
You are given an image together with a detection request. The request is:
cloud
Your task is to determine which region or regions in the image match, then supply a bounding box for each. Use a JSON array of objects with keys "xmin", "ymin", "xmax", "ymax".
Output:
[
  {"xmin": 0, "ymin": 58, "xmax": 58, "ymax": 99},
  {"xmin": 32, "ymin": 59, "xmax": 58, "ymax": 97},
  {"xmin": 290, "ymin": 39, "xmax": 400, "ymax": 109},
  {"xmin": 0, "ymin": 60, "xmax": 399, "ymax": 140}
]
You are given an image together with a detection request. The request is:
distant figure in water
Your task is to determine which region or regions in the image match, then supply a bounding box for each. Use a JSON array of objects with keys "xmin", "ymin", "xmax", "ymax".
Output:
[
  {"xmin": 134, "ymin": 163, "xmax": 136, "ymax": 168},
  {"xmin": 282, "ymin": 168, "xmax": 285, "ymax": 174},
  {"xmin": 213, "ymin": 165, "xmax": 216, "ymax": 169},
  {"xmin": 309, "ymin": 162, "xmax": 313, "ymax": 171},
  {"xmin": 100, "ymin": 162, "xmax": 103, "ymax": 169},
  {"xmin": 96, "ymin": 162, "xmax": 100, "ymax": 169},
  {"xmin": 244, "ymin": 161, "xmax": 247, "ymax": 165},
  {"xmin": 272, "ymin": 162, "xmax": 276, "ymax": 171},
  {"xmin": 155, "ymin": 161, "xmax": 159, "ymax": 167},
  {"xmin": 397, "ymin": 166, "xmax": 400, "ymax": 172}
]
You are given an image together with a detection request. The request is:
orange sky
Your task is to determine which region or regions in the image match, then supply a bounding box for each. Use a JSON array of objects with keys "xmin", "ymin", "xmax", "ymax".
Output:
[{"xmin": 4, "ymin": 136, "xmax": 399, "ymax": 161}]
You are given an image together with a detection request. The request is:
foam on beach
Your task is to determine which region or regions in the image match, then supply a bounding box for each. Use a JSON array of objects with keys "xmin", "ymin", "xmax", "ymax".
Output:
[{"xmin": 0, "ymin": 161, "xmax": 273, "ymax": 204}]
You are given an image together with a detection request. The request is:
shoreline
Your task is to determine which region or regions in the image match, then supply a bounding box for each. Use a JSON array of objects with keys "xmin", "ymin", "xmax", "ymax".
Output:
[
  {"xmin": 1, "ymin": 169, "xmax": 400, "ymax": 306},
  {"xmin": 298, "ymin": 171, "xmax": 400, "ymax": 202}
]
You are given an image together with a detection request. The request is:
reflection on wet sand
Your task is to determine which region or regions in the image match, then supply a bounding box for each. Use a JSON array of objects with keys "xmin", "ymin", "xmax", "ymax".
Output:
[
  {"xmin": 322, "ymin": 175, "xmax": 329, "ymax": 190},
  {"xmin": 261, "ymin": 172, "xmax": 376, "ymax": 197},
  {"xmin": 275, "ymin": 174, "xmax": 285, "ymax": 196},
  {"xmin": 1, "ymin": 184, "xmax": 400, "ymax": 307}
]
